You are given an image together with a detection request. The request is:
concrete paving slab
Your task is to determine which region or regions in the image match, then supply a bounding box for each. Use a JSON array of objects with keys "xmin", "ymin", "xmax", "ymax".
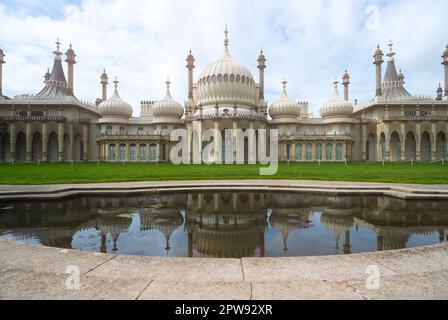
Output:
[
  {"xmin": 348, "ymin": 270, "xmax": 448, "ymax": 300},
  {"xmin": 0, "ymin": 243, "xmax": 115, "ymax": 275},
  {"xmin": 251, "ymin": 280, "xmax": 364, "ymax": 300},
  {"xmin": 361, "ymin": 244, "xmax": 448, "ymax": 275},
  {"xmin": 138, "ymin": 281, "xmax": 251, "ymax": 300},
  {"xmin": 0, "ymin": 268, "xmax": 148, "ymax": 300},
  {"xmin": 242, "ymin": 255, "xmax": 397, "ymax": 282},
  {"xmin": 88, "ymin": 255, "xmax": 244, "ymax": 282}
]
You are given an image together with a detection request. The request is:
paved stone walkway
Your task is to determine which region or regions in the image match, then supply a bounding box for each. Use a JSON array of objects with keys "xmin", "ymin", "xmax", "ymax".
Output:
[
  {"xmin": 1, "ymin": 237, "xmax": 448, "ymax": 300},
  {"xmin": 1, "ymin": 180, "xmax": 448, "ymax": 200}
]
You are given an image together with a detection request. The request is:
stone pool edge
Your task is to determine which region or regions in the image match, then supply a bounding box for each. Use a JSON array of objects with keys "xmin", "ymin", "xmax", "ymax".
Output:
[
  {"xmin": 0, "ymin": 179, "xmax": 448, "ymax": 200},
  {"xmin": 1, "ymin": 236, "xmax": 448, "ymax": 300}
]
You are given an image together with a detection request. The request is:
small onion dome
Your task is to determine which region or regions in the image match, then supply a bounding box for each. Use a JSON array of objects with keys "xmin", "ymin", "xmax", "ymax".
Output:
[
  {"xmin": 98, "ymin": 78, "xmax": 133, "ymax": 118},
  {"xmin": 152, "ymin": 79, "xmax": 184, "ymax": 119},
  {"xmin": 319, "ymin": 80, "xmax": 354, "ymax": 119},
  {"xmin": 269, "ymin": 79, "xmax": 300, "ymax": 119}
]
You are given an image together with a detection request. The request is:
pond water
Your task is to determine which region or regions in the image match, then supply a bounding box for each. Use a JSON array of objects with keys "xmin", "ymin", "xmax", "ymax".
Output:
[{"xmin": 1, "ymin": 192, "xmax": 447, "ymax": 258}]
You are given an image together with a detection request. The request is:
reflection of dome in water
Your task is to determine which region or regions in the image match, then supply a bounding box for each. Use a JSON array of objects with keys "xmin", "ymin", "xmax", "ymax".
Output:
[
  {"xmin": 321, "ymin": 212, "xmax": 354, "ymax": 250},
  {"xmin": 95, "ymin": 214, "xmax": 133, "ymax": 252},
  {"xmin": 269, "ymin": 209, "xmax": 311, "ymax": 251},
  {"xmin": 189, "ymin": 211, "xmax": 266, "ymax": 258},
  {"xmin": 377, "ymin": 227, "xmax": 412, "ymax": 251},
  {"xmin": 194, "ymin": 227, "xmax": 260, "ymax": 258},
  {"xmin": 140, "ymin": 208, "xmax": 184, "ymax": 254}
]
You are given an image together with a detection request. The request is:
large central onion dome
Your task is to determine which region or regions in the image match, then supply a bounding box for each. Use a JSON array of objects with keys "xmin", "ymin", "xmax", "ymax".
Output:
[
  {"xmin": 152, "ymin": 79, "xmax": 184, "ymax": 121},
  {"xmin": 319, "ymin": 80, "xmax": 354, "ymax": 123},
  {"xmin": 98, "ymin": 78, "xmax": 133, "ymax": 120},
  {"xmin": 269, "ymin": 79, "xmax": 301, "ymax": 121},
  {"xmin": 196, "ymin": 28, "xmax": 257, "ymax": 107}
]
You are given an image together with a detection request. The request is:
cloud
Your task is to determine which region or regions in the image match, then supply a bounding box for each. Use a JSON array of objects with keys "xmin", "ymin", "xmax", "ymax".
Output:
[{"xmin": 0, "ymin": 0, "xmax": 447, "ymax": 117}]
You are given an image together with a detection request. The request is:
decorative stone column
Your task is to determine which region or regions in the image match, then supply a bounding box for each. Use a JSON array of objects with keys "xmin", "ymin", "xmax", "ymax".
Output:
[
  {"xmin": 9, "ymin": 121, "xmax": 16, "ymax": 160},
  {"xmin": 233, "ymin": 120, "xmax": 237, "ymax": 163},
  {"xmin": 416, "ymin": 123, "xmax": 421, "ymax": 162},
  {"xmin": 361, "ymin": 123, "xmax": 367, "ymax": 161},
  {"xmin": 68, "ymin": 123, "xmax": 74, "ymax": 161},
  {"xmin": 214, "ymin": 120, "xmax": 220, "ymax": 163},
  {"xmin": 156, "ymin": 143, "xmax": 161, "ymax": 161},
  {"xmin": 42, "ymin": 122, "xmax": 48, "ymax": 161},
  {"xmin": 105, "ymin": 143, "xmax": 109, "ymax": 161},
  {"xmin": 400, "ymin": 122, "xmax": 406, "ymax": 161},
  {"xmin": 82, "ymin": 124, "xmax": 88, "ymax": 161},
  {"xmin": 58, "ymin": 121, "xmax": 64, "ymax": 162},
  {"xmin": 384, "ymin": 123, "xmax": 390, "ymax": 161},
  {"xmin": 431, "ymin": 122, "xmax": 437, "ymax": 162},
  {"xmin": 26, "ymin": 121, "xmax": 32, "ymax": 162}
]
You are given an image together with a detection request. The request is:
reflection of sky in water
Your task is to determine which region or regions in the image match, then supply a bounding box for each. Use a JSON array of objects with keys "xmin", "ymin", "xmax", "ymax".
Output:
[{"xmin": 1, "ymin": 193, "xmax": 448, "ymax": 258}]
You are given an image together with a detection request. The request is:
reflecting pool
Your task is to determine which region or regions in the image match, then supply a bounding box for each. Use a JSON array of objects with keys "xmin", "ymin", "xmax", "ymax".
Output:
[{"xmin": 1, "ymin": 192, "xmax": 448, "ymax": 258}]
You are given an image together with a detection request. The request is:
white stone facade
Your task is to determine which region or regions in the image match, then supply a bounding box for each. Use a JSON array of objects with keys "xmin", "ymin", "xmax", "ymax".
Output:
[{"xmin": 0, "ymin": 36, "xmax": 447, "ymax": 163}]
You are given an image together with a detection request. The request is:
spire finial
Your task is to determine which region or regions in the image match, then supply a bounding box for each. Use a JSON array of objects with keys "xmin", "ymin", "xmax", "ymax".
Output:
[
  {"xmin": 166, "ymin": 77, "xmax": 171, "ymax": 90},
  {"xmin": 113, "ymin": 77, "xmax": 119, "ymax": 91},
  {"xmin": 388, "ymin": 40, "xmax": 394, "ymax": 53},
  {"xmin": 333, "ymin": 78, "xmax": 340, "ymax": 95},
  {"xmin": 224, "ymin": 25, "xmax": 229, "ymax": 49},
  {"xmin": 56, "ymin": 38, "xmax": 60, "ymax": 51},
  {"xmin": 282, "ymin": 77, "xmax": 287, "ymax": 92}
]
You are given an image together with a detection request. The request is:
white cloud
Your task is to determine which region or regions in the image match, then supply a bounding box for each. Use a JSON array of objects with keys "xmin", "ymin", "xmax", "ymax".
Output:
[{"xmin": 0, "ymin": 0, "xmax": 447, "ymax": 117}]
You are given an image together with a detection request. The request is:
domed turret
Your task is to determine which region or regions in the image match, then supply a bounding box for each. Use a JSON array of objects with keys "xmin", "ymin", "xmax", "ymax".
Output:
[
  {"xmin": 152, "ymin": 79, "xmax": 184, "ymax": 122},
  {"xmin": 196, "ymin": 27, "xmax": 258, "ymax": 108},
  {"xmin": 319, "ymin": 80, "xmax": 354, "ymax": 123},
  {"xmin": 269, "ymin": 79, "xmax": 301, "ymax": 122},
  {"xmin": 98, "ymin": 77, "xmax": 133, "ymax": 122}
]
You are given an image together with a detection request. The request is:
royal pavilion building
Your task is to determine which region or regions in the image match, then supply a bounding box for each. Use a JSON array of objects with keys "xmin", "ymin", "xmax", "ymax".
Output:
[{"xmin": 0, "ymin": 29, "xmax": 447, "ymax": 163}]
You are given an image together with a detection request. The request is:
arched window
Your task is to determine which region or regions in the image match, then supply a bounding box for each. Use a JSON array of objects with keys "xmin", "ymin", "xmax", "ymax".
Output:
[
  {"xmin": 326, "ymin": 144, "xmax": 332, "ymax": 161},
  {"xmin": 306, "ymin": 144, "xmax": 312, "ymax": 161},
  {"xmin": 336, "ymin": 143, "xmax": 343, "ymax": 161},
  {"xmin": 119, "ymin": 144, "xmax": 126, "ymax": 161},
  {"xmin": 150, "ymin": 144, "xmax": 157, "ymax": 161},
  {"xmin": 316, "ymin": 143, "xmax": 322, "ymax": 161},
  {"xmin": 140, "ymin": 144, "xmax": 148, "ymax": 161},
  {"xmin": 130, "ymin": 144, "xmax": 137, "ymax": 161},
  {"xmin": 109, "ymin": 144, "xmax": 116, "ymax": 161},
  {"xmin": 295, "ymin": 144, "xmax": 302, "ymax": 161}
]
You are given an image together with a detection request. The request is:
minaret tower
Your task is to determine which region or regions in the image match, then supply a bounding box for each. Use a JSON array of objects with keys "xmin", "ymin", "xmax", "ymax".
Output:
[
  {"xmin": 257, "ymin": 50, "xmax": 266, "ymax": 101},
  {"xmin": 373, "ymin": 45, "xmax": 384, "ymax": 98},
  {"xmin": 342, "ymin": 70, "xmax": 350, "ymax": 101},
  {"xmin": 0, "ymin": 48, "xmax": 5, "ymax": 97},
  {"xmin": 186, "ymin": 50, "xmax": 195, "ymax": 100},
  {"xmin": 65, "ymin": 43, "xmax": 76, "ymax": 94},
  {"xmin": 442, "ymin": 45, "xmax": 448, "ymax": 98},
  {"xmin": 100, "ymin": 69, "xmax": 108, "ymax": 101}
]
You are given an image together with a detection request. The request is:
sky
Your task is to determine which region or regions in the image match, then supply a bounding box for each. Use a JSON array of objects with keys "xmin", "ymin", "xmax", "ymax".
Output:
[{"xmin": 0, "ymin": 0, "xmax": 447, "ymax": 117}]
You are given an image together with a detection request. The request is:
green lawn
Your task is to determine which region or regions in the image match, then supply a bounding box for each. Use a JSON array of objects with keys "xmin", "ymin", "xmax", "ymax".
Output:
[{"xmin": 0, "ymin": 162, "xmax": 447, "ymax": 185}]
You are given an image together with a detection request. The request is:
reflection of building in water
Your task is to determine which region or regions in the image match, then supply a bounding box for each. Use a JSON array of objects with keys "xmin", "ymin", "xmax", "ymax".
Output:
[
  {"xmin": 269, "ymin": 208, "xmax": 312, "ymax": 251},
  {"xmin": 94, "ymin": 215, "xmax": 132, "ymax": 253},
  {"xmin": 140, "ymin": 208, "xmax": 184, "ymax": 256},
  {"xmin": 355, "ymin": 196, "xmax": 448, "ymax": 251},
  {"xmin": 184, "ymin": 193, "xmax": 268, "ymax": 258},
  {"xmin": 1, "ymin": 193, "xmax": 448, "ymax": 256},
  {"xmin": 321, "ymin": 209, "xmax": 356, "ymax": 254},
  {"xmin": 0, "ymin": 197, "xmax": 99, "ymax": 248}
]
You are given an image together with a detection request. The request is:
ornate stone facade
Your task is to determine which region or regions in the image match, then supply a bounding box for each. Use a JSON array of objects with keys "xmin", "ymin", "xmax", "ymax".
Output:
[{"xmin": 0, "ymin": 33, "xmax": 447, "ymax": 163}]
